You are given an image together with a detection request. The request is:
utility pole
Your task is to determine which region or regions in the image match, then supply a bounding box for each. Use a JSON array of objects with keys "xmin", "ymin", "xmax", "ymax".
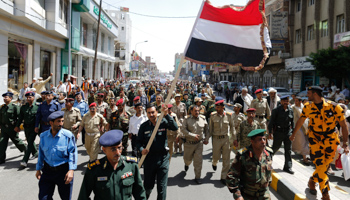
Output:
[{"xmin": 92, "ymin": 0, "xmax": 102, "ymax": 80}]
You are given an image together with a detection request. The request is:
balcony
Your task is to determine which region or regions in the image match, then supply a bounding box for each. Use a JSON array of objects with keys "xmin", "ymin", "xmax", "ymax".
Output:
[{"xmin": 115, "ymin": 49, "xmax": 126, "ymax": 60}]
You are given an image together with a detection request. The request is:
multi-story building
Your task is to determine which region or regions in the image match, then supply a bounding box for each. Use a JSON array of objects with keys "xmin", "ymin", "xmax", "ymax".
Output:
[
  {"xmin": 287, "ymin": 0, "xmax": 350, "ymax": 92},
  {"xmin": 106, "ymin": 8, "xmax": 132, "ymax": 78}
]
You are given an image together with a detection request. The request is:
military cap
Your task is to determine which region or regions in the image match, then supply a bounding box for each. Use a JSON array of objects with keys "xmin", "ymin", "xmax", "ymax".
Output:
[
  {"xmin": 307, "ymin": 86, "xmax": 322, "ymax": 92},
  {"xmin": 89, "ymin": 102, "xmax": 97, "ymax": 108},
  {"xmin": 246, "ymin": 108, "xmax": 256, "ymax": 112},
  {"xmin": 175, "ymin": 93, "xmax": 181, "ymax": 98},
  {"xmin": 47, "ymin": 111, "xmax": 64, "ymax": 121},
  {"xmin": 168, "ymin": 104, "xmax": 173, "ymax": 108},
  {"xmin": 97, "ymin": 93, "xmax": 104, "ymax": 96},
  {"xmin": 74, "ymin": 92, "xmax": 82, "ymax": 97},
  {"xmin": 105, "ymin": 85, "xmax": 110, "ymax": 88},
  {"xmin": 134, "ymin": 102, "xmax": 142, "ymax": 107},
  {"xmin": 99, "ymin": 130, "xmax": 123, "ymax": 147},
  {"xmin": 183, "ymin": 93, "xmax": 188, "ymax": 96},
  {"xmin": 233, "ymin": 103, "xmax": 242, "ymax": 108},
  {"xmin": 65, "ymin": 98, "xmax": 75, "ymax": 103},
  {"xmin": 215, "ymin": 100, "xmax": 224, "ymax": 105},
  {"xmin": 156, "ymin": 89, "xmax": 161, "ymax": 92},
  {"xmin": 215, "ymin": 97, "xmax": 224, "ymax": 102},
  {"xmin": 280, "ymin": 95, "xmax": 289, "ymax": 100},
  {"xmin": 25, "ymin": 92, "xmax": 35, "ymax": 97},
  {"xmin": 2, "ymin": 92, "xmax": 13, "ymax": 97},
  {"xmin": 46, "ymin": 91, "xmax": 53, "ymax": 95},
  {"xmin": 133, "ymin": 96, "xmax": 140, "ymax": 101},
  {"xmin": 247, "ymin": 129, "xmax": 267, "ymax": 138},
  {"xmin": 255, "ymin": 89, "xmax": 263, "ymax": 94},
  {"xmin": 41, "ymin": 91, "xmax": 48, "ymax": 95},
  {"xmin": 194, "ymin": 97, "xmax": 203, "ymax": 102},
  {"xmin": 116, "ymin": 98, "xmax": 124, "ymax": 106}
]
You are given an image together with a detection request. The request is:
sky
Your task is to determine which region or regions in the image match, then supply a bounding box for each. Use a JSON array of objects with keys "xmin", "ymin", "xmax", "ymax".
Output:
[{"xmin": 103, "ymin": 0, "xmax": 249, "ymax": 73}]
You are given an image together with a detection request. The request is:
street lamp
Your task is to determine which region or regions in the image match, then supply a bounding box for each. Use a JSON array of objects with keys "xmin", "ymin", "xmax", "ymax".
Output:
[{"xmin": 135, "ymin": 40, "xmax": 148, "ymax": 52}]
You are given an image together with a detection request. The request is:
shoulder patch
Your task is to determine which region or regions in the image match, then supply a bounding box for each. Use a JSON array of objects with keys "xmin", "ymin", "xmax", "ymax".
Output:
[
  {"xmin": 61, "ymin": 108, "xmax": 66, "ymax": 111},
  {"xmin": 211, "ymin": 111, "xmax": 217, "ymax": 115},
  {"xmin": 125, "ymin": 156, "xmax": 138, "ymax": 163},
  {"xmin": 54, "ymin": 102, "xmax": 59, "ymax": 105},
  {"xmin": 184, "ymin": 115, "xmax": 189, "ymax": 119},
  {"xmin": 226, "ymin": 112, "xmax": 232, "ymax": 115},
  {"xmin": 73, "ymin": 107, "xmax": 80, "ymax": 112},
  {"xmin": 199, "ymin": 114, "xmax": 206, "ymax": 119},
  {"xmin": 265, "ymin": 146, "xmax": 273, "ymax": 153},
  {"xmin": 237, "ymin": 147, "xmax": 248, "ymax": 155},
  {"xmin": 87, "ymin": 159, "xmax": 101, "ymax": 170}
]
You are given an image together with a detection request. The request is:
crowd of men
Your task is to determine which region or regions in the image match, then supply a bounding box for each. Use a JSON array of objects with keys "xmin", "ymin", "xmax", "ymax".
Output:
[{"xmin": 0, "ymin": 76, "xmax": 349, "ymax": 200}]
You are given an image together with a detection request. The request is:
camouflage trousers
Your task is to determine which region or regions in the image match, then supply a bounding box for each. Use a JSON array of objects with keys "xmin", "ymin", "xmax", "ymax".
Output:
[
  {"xmin": 242, "ymin": 189, "xmax": 270, "ymax": 200},
  {"xmin": 122, "ymin": 134, "xmax": 129, "ymax": 156}
]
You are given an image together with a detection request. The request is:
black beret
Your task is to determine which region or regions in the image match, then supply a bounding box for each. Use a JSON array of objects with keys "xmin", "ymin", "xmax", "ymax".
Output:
[
  {"xmin": 47, "ymin": 111, "xmax": 64, "ymax": 121},
  {"xmin": 2, "ymin": 92, "xmax": 13, "ymax": 97},
  {"xmin": 99, "ymin": 130, "xmax": 123, "ymax": 147}
]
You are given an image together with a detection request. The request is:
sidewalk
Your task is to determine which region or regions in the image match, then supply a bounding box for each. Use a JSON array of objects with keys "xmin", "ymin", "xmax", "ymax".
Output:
[{"xmin": 271, "ymin": 151, "xmax": 350, "ymax": 200}]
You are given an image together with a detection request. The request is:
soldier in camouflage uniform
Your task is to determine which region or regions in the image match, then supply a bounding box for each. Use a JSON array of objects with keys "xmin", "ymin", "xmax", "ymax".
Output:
[
  {"xmin": 234, "ymin": 108, "xmax": 260, "ymax": 150},
  {"xmin": 250, "ymin": 89, "xmax": 271, "ymax": 130},
  {"xmin": 108, "ymin": 98, "xmax": 131, "ymax": 156},
  {"xmin": 226, "ymin": 129, "xmax": 273, "ymax": 200},
  {"xmin": 230, "ymin": 103, "xmax": 246, "ymax": 150},
  {"xmin": 151, "ymin": 94, "xmax": 163, "ymax": 113},
  {"xmin": 189, "ymin": 97, "xmax": 206, "ymax": 116},
  {"xmin": 181, "ymin": 93, "xmax": 192, "ymax": 111}
]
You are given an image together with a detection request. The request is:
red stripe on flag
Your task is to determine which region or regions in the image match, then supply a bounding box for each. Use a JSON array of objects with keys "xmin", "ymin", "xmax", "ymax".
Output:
[{"xmin": 199, "ymin": 0, "xmax": 263, "ymax": 26}]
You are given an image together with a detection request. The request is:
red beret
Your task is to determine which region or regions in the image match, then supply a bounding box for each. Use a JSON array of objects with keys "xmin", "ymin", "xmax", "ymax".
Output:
[
  {"xmin": 168, "ymin": 104, "xmax": 173, "ymax": 108},
  {"xmin": 133, "ymin": 96, "xmax": 140, "ymax": 101},
  {"xmin": 255, "ymin": 89, "xmax": 263, "ymax": 94},
  {"xmin": 97, "ymin": 93, "xmax": 104, "ymax": 96},
  {"xmin": 116, "ymin": 98, "xmax": 124, "ymax": 106},
  {"xmin": 65, "ymin": 98, "xmax": 75, "ymax": 103},
  {"xmin": 246, "ymin": 108, "xmax": 256, "ymax": 112},
  {"xmin": 215, "ymin": 100, "xmax": 224, "ymax": 105},
  {"xmin": 105, "ymin": 85, "xmax": 110, "ymax": 88},
  {"xmin": 89, "ymin": 102, "xmax": 96, "ymax": 108}
]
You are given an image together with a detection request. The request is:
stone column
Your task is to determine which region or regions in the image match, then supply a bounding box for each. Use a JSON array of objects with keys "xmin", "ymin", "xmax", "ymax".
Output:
[
  {"xmin": 77, "ymin": 54, "xmax": 83, "ymax": 85},
  {"xmin": 0, "ymin": 32, "xmax": 8, "ymax": 104},
  {"xmin": 33, "ymin": 41, "xmax": 41, "ymax": 78}
]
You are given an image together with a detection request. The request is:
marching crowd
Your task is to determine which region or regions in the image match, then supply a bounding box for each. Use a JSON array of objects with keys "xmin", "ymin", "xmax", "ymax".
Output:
[{"xmin": 0, "ymin": 75, "xmax": 349, "ymax": 200}]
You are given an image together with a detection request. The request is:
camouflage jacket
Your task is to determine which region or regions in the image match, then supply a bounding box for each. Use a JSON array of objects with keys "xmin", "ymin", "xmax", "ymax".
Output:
[
  {"xmin": 226, "ymin": 146, "xmax": 273, "ymax": 199},
  {"xmin": 237, "ymin": 120, "xmax": 261, "ymax": 148},
  {"xmin": 109, "ymin": 111, "xmax": 132, "ymax": 133}
]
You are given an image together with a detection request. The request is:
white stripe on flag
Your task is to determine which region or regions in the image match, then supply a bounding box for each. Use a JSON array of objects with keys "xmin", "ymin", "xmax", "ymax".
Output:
[{"xmin": 192, "ymin": 18, "xmax": 263, "ymax": 50}]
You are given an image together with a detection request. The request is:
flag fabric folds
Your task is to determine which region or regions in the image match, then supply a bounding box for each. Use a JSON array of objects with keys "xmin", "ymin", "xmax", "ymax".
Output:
[{"xmin": 184, "ymin": 0, "xmax": 271, "ymax": 71}]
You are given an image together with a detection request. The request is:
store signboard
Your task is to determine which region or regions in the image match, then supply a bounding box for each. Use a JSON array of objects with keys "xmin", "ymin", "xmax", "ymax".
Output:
[
  {"xmin": 270, "ymin": 11, "xmax": 288, "ymax": 39},
  {"xmin": 90, "ymin": 0, "xmax": 118, "ymax": 37},
  {"xmin": 285, "ymin": 56, "xmax": 315, "ymax": 71},
  {"xmin": 334, "ymin": 31, "xmax": 350, "ymax": 49},
  {"xmin": 292, "ymin": 71, "xmax": 302, "ymax": 92},
  {"xmin": 130, "ymin": 61, "xmax": 139, "ymax": 71}
]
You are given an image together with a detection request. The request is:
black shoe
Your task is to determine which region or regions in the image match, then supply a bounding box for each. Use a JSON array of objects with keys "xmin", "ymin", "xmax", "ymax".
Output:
[
  {"xmin": 0, "ymin": 160, "xmax": 5, "ymax": 165},
  {"xmin": 283, "ymin": 168, "xmax": 295, "ymax": 174},
  {"xmin": 220, "ymin": 179, "xmax": 226, "ymax": 185},
  {"xmin": 195, "ymin": 178, "xmax": 202, "ymax": 184},
  {"xmin": 185, "ymin": 165, "xmax": 189, "ymax": 172},
  {"xmin": 212, "ymin": 165, "xmax": 217, "ymax": 171}
]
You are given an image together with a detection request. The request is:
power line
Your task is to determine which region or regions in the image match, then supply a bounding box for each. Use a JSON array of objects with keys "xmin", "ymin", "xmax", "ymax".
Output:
[{"xmin": 103, "ymin": 1, "xmax": 196, "ymax": 19}]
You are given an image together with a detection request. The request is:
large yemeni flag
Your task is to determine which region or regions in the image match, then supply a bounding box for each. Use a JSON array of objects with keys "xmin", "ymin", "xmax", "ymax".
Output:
[{"xmin": 184, "ymin": 0, "xmax": 271, "ymax": 71}]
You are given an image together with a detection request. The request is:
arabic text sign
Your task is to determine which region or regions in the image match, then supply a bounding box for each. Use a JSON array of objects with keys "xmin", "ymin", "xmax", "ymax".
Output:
[
  {"xmin": 334, "ymin": 31, "xmax": 350, "ymax": 49},
  {"xmin": 271, "ymin": 11, "xmax": 288, "ymax": 39},
  {"xmin": 285, "ymin": 56, "xmax": 315, "ymax": 71}
]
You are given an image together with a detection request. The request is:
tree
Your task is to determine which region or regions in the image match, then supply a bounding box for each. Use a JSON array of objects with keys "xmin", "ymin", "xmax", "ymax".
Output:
[{"xmin": 308, "ymin": 45, "xmax": 350, "ymax": 85}]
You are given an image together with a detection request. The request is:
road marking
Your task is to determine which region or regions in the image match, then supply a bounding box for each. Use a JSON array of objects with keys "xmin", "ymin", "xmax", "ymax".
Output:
[
  {"xmin": 292, "ymin": 158, "xmax": 306, "ymax": 168},
  {"xmin": 271, "ymin": 170, "xmax": 281, "ymax": 191},
  {"xmin": 294, "ymin": 193, "xmax": 308, "ymax": 200}
]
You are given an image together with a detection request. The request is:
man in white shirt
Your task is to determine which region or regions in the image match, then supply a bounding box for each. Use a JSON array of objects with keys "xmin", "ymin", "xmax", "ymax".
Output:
[
  {"xmin": 18, "ymin": 82, "xmax": 30, "ymax": 105},
  {"xmin": 128, "ymin": 102, "xmax": 148, "ymax": 158},
  {"xmin": 57, "ymin": 81, "xmax": 67, "ymax": 93},
  {"xmin": 335, "ymin": 88, "xmax": 346, "ymax": 102}
]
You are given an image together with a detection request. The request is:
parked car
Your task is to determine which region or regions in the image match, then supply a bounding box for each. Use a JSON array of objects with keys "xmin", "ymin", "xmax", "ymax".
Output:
[
  {"xmin": 270, "ymin": 87, "xmax": 293, "ymax": 97},
  {"xmin": 297, "ymin": 90, "xmax": 329, "ymax": 98},
  {"xmin": 229, "ymin": 82, "xmax": 239, "ymax": 90}
]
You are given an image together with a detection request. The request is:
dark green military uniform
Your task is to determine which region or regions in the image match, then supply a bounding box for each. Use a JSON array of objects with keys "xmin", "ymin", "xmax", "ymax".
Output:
[
  {"xmin": 136, "ymin": 114, "xmax": 178, "ymax": 200},
  {"xmin": 181, "ymin": 99, "xmax": 192, "ymax": 111},
  {"xmin": 109, "ymin": 111, "xmax": 132, "ymax": 156},
  {"xmin": 226, "ymin": 145, "xmax": 273, "ymax": 200},
  {"xmin": 188, "ymin": 93, "xmax": 196, "ymax": 104},
  {"xmin": 78, "ymin": 156, "xmax": 146, "ymax": 200},
  {"xmin": 16, "ymin": 102, "xmax": 40, "ymax": 163},
  {"xmin": 268, "ymin": 104, "xmax": 293, "ymax": 171},
  {"xmin": 127, "ymin": 91, "xmax": 136, "ymax": 106},
  {"xmin": 0, "ymin": 103, "xmax": 27, "ymax": 163}
]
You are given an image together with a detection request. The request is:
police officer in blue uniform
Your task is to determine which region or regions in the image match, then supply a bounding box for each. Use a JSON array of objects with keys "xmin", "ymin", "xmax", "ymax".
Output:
[
  {"xmin": 78, "ymin": 130, "xmax": 146, "ymax": 200},
  {"xmin": 36, "ymin": 111, "xmax": 77, "ymax": 200},
  {"xmin": 136, "ymin": 104, "xmax": 178, "ymax": 200},
  {"xmin": 35, "ymin": 91, "xmax": 62, "ymax": 134}
]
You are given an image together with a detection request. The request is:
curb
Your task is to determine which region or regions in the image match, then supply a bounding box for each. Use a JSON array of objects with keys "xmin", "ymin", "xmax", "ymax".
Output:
[{"xmin": 271, "ymin": 170, "xmax": 308, "ymax": 200}]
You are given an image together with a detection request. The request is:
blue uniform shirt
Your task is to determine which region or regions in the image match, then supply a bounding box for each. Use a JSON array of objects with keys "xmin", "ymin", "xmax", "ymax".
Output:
[
  {"xmin": 36, "ymin": 128, "xmax": 77, "ymax": 170},
  {"xmin": 35, "ymin": 100, "xmax": 62, "ymax": 128},
  {"xmin": 73, "ymin": 100, "xmax": 89, "ymax": 117}
]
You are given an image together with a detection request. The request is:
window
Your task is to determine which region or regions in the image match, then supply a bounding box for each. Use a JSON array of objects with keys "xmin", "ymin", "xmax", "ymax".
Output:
[
  {"xmin": 321, "ymin": 20, "xmax": 328, "ymax": 37},
  {"xmin": 121, "ymin": 14, "xmax": 125, "ymax": 20},
  {"xmin": 59, "ymin": 0, "xmax": 68, "ymax": 25},
  {"xmin": 307, "ymin": 25, "xmax": 314, "ymax": 41},
  {"xmin": 336, "ymin": 14, "xmax": 345, "ymax": 33},
  {"xmin": 296, "ymin": 0, "xmax": 301, "ymax": 12},
  {"xmin": 101, "ymin": 33, "xmax": 105, "ymax": 53},
  {"xmin": 308, "ymin": 0, "xmax": 315, "ymax": 6},
  {"xmin": 121, "ymin": 27, "xmax": 125, "ymax": 31},
  {"xmin": 82, "ymin": 23, "xmax": 88, "ymax": 47},
  {"xmin": 295, "ymin": 29, "xmax": 302, "ymax": 43},
  {"xmin": 108, "ymin": 37, "xmax": 111, "ymax": 55},
  {"xmin": 92, "ymin": 29, "xmax": 97, "ymax": 50},
  {"xmin": 33, "ymin": 0, "xmax": 45, "ymax": 9}
]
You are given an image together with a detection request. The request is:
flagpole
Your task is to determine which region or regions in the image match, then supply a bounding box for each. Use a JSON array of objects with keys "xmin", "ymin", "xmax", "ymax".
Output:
[{"xmin": 138, "ymin": 54, "xmax": 185, "ymax": 168}]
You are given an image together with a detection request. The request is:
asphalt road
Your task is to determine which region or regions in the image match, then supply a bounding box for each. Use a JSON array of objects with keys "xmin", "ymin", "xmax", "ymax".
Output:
[{"xmin": 0, "ymin": 125, "xmax": 285, "ymax": 200}]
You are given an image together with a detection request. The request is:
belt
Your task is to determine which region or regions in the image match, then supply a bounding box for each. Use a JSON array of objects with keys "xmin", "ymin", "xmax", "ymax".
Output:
[
  {"xmin": 214, "ymin": 135, "xmax": 227, "ymax": 139},
  {"xmin": 40, "ymin": 121, "xmax": 50, "ymax": 126},
  {"xmin": 255, "ymin": 115, "xmax": 265, "ymax": 119},
  {"xmin": 44, "ymin": 161, "xmax": 68, "ymax": 172},
  {"xmin": 242, "ymin": 189, "xmax": 267, "ymax": 197},
  {"xmin": 86, "ymin": 132, "xmax": 100, "ymax": 136},
  {"xmin": 187, "ymin": 140, "xmax": 201, "ymax": 144}
]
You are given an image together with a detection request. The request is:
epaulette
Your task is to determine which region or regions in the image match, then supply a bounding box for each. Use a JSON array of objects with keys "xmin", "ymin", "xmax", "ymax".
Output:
[
  {"xmin": 199, "ymin": 114, "xmax": 206, "ymax": 119},
  {"xmin": 73, "ymin": 107, "xmax": 80, "ymax": 112},
  {"xmin": 61, "ymin": 108, "xmax": 67, "ymax": 111},
  {"xmin": 265, "ymin": 146, "xmax": 273, "ymax": 154},
  {"xmin": 226, "ymin": 112, "xmax": 232, "ymax": 115},
  {"xmin": 87, "ymin": 159, "xmax": 101, "ymax": 170},
  {"xmin": 211, "ymin": 111, "xmax": 217, "ymax": 115},
  {"xmin": 125, "ymin": 111, "xmax": 132, "ymax": 116},
  {"xmin": 54, "ymin": 102, "xmax": 59, "ymax": 105},
  {"xmin": 125, "ymin": 156, "xmax": 138, "ymax": 163},
  {"xmin": 184, "ymin": 115, "xmax": 189, "ymax": 119},
  {"xmin": 35, "ymin": 102, "xmax": 41, "ymax": 106},
  {"xmin": 237, "ymin": 147, "xmax": 248, "ymax": 155},
  {"xmin": 209, "ymin": 104, "xmax": 215, "ymax": 109}
]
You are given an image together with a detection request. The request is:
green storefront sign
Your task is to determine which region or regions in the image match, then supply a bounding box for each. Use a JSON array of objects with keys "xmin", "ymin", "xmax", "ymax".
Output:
[{"xmin": 93, "ymin": 6, "xmax": 112, "ymax": 29}]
